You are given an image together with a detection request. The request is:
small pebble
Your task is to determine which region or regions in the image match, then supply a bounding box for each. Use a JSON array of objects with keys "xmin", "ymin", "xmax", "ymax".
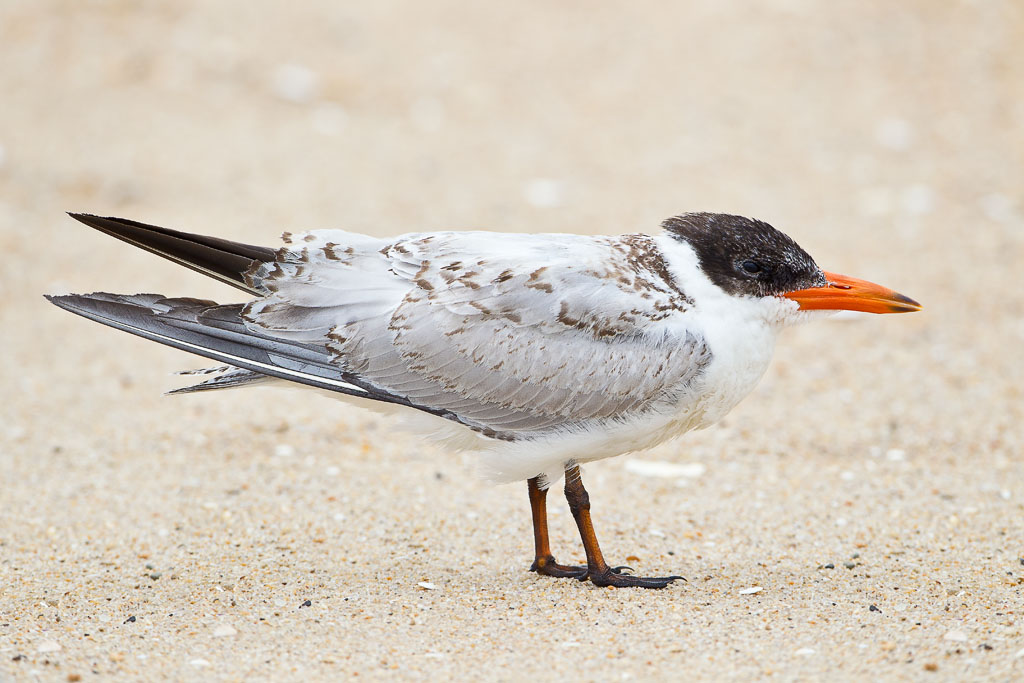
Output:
[
  {"xmin": 943, "ymin": 629, "xmax": 968, "ymax": 642},
  {"xmin": 844, "ymin": 562, "xmax": 856, "ymax": 569},
  {"xmin": 270, "ymin": 64, "xmax": 318, "ymax": 103},
  {"xmin": 794, "ymin": 648, "xmax": 815, "ymax": 656},
  {"xmin": 123, "ymin": 616, "xmax": 136, "ymax": 624},
  {"xmin": 738, "ymin": 586, "xmax": 763, "ymax": 595},
  {"xmin": 824, "ymin": 563, "xmax": 835, "ymax": 569},
  {"xmin": 885, "ymin": 449, "xmax": 906, "ymax": 462},
  {"xmin": 875, "ymin": 117, "xmax": 914, "ymax": 150},
  {"xmin": 274, "ymin": 444, "xmax": 295, "ymax": 458},
  {"xmin": 523, "ymin": 178, "xmax": 564, "ymax": 209},
  {"xmin": 37, "ymin": 640, "xmax": 61, "ymax": 653},
  {"xmin": 869, "ymin": 605, "xmax": 881, "ymax": 613},
  {"xmin": 979, "ymin": 192, "xmax": 1015, "ymax": 223},
  {"xmin": 213, "ymin": 624, "xmax": 237, "ymax": 638},
  {"xmin": 190, "ymin": 659, "xmax": 211, "ymax": 668},
  {"xmin": 923, "ymin": 662, "xmax": 938, "ymax": 672},
  {"xmin": 301, "ymin": 600, "xmax": 312, "ymax": 608},
  {"xmin": 417, "ymin": 581, "xmax": 439, "ymax": 590},
  {"xmin": 901, "ymin": 184, "xmax": 934, "ymax": 216}
]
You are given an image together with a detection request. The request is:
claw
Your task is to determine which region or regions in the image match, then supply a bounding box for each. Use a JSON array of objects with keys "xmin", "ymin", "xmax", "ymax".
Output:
[
  {"xmin": 609, "ymin": 565, "xmax": 634, "ymax": 575},
  {"xmin": 588, "ymin": 568, "xmax": 686, "ymax": 589}
]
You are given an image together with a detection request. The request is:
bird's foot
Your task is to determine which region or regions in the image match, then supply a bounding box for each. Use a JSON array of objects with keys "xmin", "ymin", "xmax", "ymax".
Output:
[
  {"xmin": 530, "ymin": 555, "xmax": 588, "ymax": 580},
  {"xmin": 587, "ymin": 566, "xmax": 685, "ymax": 589}
]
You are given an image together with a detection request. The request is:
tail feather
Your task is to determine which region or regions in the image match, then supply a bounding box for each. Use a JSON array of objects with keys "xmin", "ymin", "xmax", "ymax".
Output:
[
  {"xmin": 67, "ymin": 213, "xmax": 276, "ymax": 294},
  {"xmin": 169, "ymin": 366, "xmax": 273, "ymax": 394}
]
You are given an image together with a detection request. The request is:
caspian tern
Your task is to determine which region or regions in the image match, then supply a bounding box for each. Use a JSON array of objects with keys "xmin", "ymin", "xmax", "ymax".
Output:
[{"xmin": 47, "ymin": 212, "xmax": 920, "ymax": 588}]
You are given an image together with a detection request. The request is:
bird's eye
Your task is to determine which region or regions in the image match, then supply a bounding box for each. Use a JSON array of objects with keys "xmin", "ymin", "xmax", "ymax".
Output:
[{"xmin": 741, "ymin": 260, "xmax": 762, "ymax": 274}]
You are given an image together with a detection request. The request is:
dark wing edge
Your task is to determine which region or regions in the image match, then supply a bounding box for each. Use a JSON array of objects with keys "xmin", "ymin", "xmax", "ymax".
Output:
[
  {"xmin": 66, "ymin": 214, "xmax": 276, "ymax": 294},
  {"xmin": 44, "ymin": 292, "xmax": 463, "ymax": 424}
]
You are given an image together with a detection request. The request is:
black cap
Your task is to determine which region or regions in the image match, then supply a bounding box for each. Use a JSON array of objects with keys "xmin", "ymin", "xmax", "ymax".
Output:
[{"xmin": 663, "ymin": 213, "xmax": 826, "ymax": 298}]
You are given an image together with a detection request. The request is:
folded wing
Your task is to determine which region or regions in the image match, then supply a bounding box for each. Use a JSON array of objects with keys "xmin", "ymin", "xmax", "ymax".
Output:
[{"xmin": 246, "ymin": 230, "xmax": 712, "ymax": 438}]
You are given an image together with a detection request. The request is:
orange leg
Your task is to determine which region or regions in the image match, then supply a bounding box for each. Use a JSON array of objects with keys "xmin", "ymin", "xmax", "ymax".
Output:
[
  {"xmin": 527, "ymin": 476, "xmax": 587, "ymax": 579},
  {"xmin": 562, "ymin": 465, "xmax": 685, "ymax": 589}
]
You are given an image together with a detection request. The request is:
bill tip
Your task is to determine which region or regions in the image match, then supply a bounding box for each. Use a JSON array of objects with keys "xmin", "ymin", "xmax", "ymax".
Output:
[{"xmin": 893, "ymin": 292, "xmax": 922, "ymax": 312}]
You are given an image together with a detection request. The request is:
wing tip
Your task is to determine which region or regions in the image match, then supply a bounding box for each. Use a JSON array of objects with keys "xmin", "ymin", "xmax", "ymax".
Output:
[
  {"xmin": 44, "ymin": 292, "xmax": 78, "ymax": 310},
  {"xmin": 66, "ymin": 212, "xmax": 108, "ymax": 228},
  {"xmin": 45, "ymin": 292, "xmax": 168, "ymax": 318},
  {"xmin": 66, "ymin": 213, "xmax": 154, "ymax": 237}
]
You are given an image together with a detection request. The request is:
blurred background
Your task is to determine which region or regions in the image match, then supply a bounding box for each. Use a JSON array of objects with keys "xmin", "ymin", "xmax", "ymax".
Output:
[
  {"xmin": 3, "ymin": 1, "xmax": 1021, "ymax": 240},
  {"xmin": 2, "ymin": 1, "xmax": 1023, "ymax": 679}
]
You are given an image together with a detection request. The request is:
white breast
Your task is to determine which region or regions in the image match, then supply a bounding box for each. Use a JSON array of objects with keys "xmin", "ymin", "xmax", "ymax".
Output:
[{"xmin": 654, "ymin": 234, "xmax": 787, "ymax": 427}]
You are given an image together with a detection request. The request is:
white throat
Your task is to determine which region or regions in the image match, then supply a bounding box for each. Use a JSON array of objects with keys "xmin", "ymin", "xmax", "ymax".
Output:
[{"xmin": 655, "ymin": 234, "xmax": 795, "ymax": 426}]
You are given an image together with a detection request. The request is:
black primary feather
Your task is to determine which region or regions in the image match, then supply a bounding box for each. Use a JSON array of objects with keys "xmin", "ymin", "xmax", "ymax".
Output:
[{"xmin": 67, "ymin": 213, "xmax": 276, "ymax": 294}]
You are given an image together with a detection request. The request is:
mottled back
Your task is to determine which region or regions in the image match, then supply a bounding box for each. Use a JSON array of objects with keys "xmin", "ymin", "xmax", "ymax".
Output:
[{"xmin": 244, "ymin": 230, "xmax": 711, "ymax": 439}]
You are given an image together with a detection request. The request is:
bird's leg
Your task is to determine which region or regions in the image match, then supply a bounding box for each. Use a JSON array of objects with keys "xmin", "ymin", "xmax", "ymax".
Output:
[
  {"xmin": 527, "ymin": 477, "xmax": 588, "ymax": 579},
  {"xmin": 563, "ymin": 465, "xmax": 685, "ymax": 589}
]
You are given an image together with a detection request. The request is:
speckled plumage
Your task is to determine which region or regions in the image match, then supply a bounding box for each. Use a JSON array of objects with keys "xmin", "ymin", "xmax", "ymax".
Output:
[{"xmin": 249, "ymin": 231, "xmax": 704, "ymax": 429}]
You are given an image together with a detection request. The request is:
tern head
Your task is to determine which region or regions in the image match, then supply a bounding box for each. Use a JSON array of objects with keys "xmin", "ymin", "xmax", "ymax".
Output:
[{"xmin": 663, "ymin": 213, "xmax": 921, "ymax": 320}]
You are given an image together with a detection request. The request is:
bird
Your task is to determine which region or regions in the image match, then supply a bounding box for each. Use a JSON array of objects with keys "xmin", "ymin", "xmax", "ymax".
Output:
[{"xmin": 47, "ymin": 212, "xmax": 920, "ymax": 588}]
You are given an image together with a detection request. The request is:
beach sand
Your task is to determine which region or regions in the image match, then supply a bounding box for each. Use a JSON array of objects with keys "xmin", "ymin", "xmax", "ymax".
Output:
[{"xmin": 2, "ymin": 1, "xmax": 1022, "ymax": 680}]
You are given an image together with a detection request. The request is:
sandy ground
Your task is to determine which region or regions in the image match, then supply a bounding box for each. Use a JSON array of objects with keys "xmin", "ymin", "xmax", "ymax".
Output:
[{"xmin": 2, "ymin": 1, "xmax": 1023, "ymax": 680}]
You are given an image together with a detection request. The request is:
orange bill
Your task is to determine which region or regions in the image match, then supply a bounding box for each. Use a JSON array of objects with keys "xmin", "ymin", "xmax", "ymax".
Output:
[{"xmin": 784, "ymin": 272, "xmax": 922, "ymax": 314}]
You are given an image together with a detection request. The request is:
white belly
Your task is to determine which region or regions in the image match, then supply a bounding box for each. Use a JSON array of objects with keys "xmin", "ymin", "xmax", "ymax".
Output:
[{"xmin": 470, "ymin": 315, "xmax": 780, "ymax": 486}]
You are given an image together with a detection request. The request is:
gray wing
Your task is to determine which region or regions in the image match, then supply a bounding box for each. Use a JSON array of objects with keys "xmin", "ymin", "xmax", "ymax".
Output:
[
  {"xmin": 246, "ymin": 230, "xmax": 712, "ymax": 438},
  {"xmin": 45, "ymin": 292, "xmax": 464, "ymax": 425}
]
